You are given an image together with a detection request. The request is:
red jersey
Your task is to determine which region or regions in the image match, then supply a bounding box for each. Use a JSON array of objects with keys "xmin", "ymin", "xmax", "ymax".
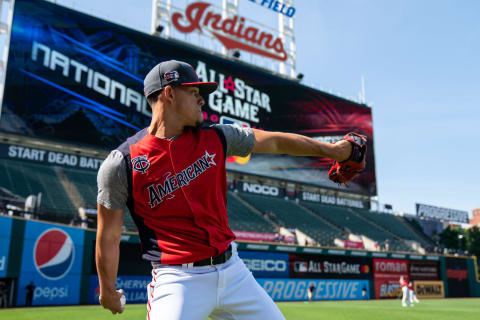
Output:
[
  {"xmin": 117, "ymin": 126, "xmax": 235, "ymax": 264},
  {"xmin": 400, "ymin": 278, "xmax": 408, "ymax": 287},
  {"xmin": 408, "ymin": 283, "xmax": 414, "ymax": 290}
]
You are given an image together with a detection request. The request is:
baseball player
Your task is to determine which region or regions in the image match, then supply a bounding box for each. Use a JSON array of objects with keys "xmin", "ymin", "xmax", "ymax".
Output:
[
  {"xmin": 408, "ymin": 281, "xmax": 420, "ymax": 304},
  {"xmin": 95, "ymin": 60, "xmax": 367, "ymax": 319},
  {"xmin": 399, "ymin": 276, "xmax": 410, "ymax": 307},
  {"xmin": 307, "ymin": 283, "xmax": 316, "ymax": 302}
]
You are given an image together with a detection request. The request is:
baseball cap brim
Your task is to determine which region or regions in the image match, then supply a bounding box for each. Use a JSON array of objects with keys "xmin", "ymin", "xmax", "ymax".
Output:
[{"xmin": 180, "ymin": 82, "xmax": 218, "ymax": 95}]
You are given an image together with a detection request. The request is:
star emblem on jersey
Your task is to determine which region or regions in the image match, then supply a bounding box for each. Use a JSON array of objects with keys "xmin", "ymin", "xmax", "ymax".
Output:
[
  {"xmin": 132, "ymin": 155, "xmax": 150, "ymax": 174},
  {"xmin": 206, "ymin": 150, "xmax": 216, "ymax": 166},
  {"xmin": 223, "ymin": 75, "xmax": 235, "ymax": 93}
]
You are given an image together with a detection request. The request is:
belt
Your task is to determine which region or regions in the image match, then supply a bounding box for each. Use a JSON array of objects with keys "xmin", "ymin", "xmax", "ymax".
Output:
[{"xmin": 152, "ymin": 245, "xmax": 232, "ymax": 268}]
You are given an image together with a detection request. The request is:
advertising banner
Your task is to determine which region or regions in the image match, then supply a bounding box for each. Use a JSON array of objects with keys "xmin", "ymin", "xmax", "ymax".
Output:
[
  {"xmin": 0, "ymin": 143, "xmax": 104, "ymax": 171},
  {"xmin": 416, "ymin": 203, "xmax": 468, "ymax": 223},
  {"xmin": 16, "ymin": 220, "xmax": 85, "ymax": 306},
  {"xmin": 238, "ymin": 251, "xmax": 289, "ymax": 278},
  {"xmin": 299, "ymin": 191, "xmax": 369, "ymax": 209},
  {"xmin": 373, "ymin": 258, "xmax": 408, "ymax": 299},
  {"xmin": 1, "ymin": 0, "xmax": 376, "ymax": 195},
  {"xmin": 445, "ymin": 257, "xmax": 470, "ymax": 297},
  {"xmin": 409, "ymin": 261, "xmax": 439, "ymax": 280},
  {"xmin": 0, "ymin": 216, "xmax": 13, "ymax": 277},
  {"xmin": 413, "ymin": 281, "xmax": 444, "ymax": 299},
  {"xmin": 233, "ymin": 230, "xmax": 276, "ymax": 242},
  {"xmin": 257, "ymin": 278, "xmax": 369, "ymax": 301},
  {"xmin": 342, "ymin": 240, "xmax": 364, "ymax": 249},
  {"xmin": 236, "ymin": 181, "xmax": 284, "ymax": 198},
  {"xmin": 289, "ymin": 254, "xmax": 372, "ymax": 279},
  {"xmin": 88, "ymin": 275, "xmax": 150, "ymax": 304}
]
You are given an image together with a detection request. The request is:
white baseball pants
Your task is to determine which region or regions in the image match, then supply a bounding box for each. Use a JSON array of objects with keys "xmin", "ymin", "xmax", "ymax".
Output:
[
  {"xmin": 401, "ymin": 286, "xmax": 409, "ymax": 306},
  {"xmin": 147, "ymin": 244, "xmax": 285, "ymax": 320}
]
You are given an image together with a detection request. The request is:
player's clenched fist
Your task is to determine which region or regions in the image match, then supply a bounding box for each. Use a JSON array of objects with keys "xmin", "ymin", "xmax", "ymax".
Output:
[{"xmin": 99, "ymin": 289, "xmax": 125, "ymax": 314}]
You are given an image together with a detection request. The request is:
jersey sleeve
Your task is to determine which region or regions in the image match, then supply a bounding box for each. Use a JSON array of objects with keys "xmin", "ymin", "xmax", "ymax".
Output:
[
  {"xmin": 212, "ymin": 124, "xmax": 254, "ymax": 157},
  {"xmin": 97, "ymin": 150, "xmax": 129, "ymax": 211}
]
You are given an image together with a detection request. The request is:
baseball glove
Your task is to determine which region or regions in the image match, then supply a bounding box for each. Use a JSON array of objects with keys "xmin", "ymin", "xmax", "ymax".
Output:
[{"xmin": 328, "ymin": 133, "xmax": 367, "ymax": 185}]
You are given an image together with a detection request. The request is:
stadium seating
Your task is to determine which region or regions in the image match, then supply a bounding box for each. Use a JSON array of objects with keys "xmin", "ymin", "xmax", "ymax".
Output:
[
  {"xmin": 354, "ymin": 209, "xmax": 430, "ymax": 246},
  {"xmin": 302, "ymin": 202, "xmax": 392, "ymax": 240},
  {"xmin": 0, "ymin": 158, "xmax": 433, "ymax": 252},
  {"xmin": 0, "ymin": 159, "xmax": 76, "ymax": 218},
  {"xmin": 62, "ymin": 167, "xmax": 137, "ymax": 232},
  {"xmin": 62, "ymin": 168, "xmax": 98, "ymax": 208},
  {"xmin": 236, "ymin": 193, "xmax": 343, "ymax": 246},
  {"xmin": 300, "ymin": 202, "xmax": 414, "ymax": 251},
  {"xmin": 227, "ymin": 191, "xmax": 276, "ymax": 233}
]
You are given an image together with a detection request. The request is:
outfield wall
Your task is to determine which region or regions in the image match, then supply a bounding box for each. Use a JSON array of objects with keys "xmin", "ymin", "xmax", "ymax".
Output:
[{"xmin": 0, "ymin": 216, "xmax": 478, "ymax": 306}]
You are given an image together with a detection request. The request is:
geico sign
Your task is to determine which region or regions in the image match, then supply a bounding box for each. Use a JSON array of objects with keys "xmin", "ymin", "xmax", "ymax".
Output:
[
  {"xmin": 243, "ymin": 183, "xmax": 279, "ymax": 196},
  {"xmin": 243, "ymin": 258, "xmax": 287, "ymax": 272}
]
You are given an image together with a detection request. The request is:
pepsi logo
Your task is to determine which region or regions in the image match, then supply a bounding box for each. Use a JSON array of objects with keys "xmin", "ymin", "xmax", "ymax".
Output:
[{"xmin": 33, "ymin": 228, "xmax": 75, "ymax": 280}]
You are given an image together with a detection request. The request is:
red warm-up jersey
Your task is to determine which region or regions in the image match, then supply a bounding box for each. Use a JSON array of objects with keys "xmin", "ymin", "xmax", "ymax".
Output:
[{"xmin": 116, "ymin": 126, "xmax": 235, "ymax": 264}]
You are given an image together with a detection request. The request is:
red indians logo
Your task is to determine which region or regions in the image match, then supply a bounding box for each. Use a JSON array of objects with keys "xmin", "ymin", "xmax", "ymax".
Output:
[{"xmin": 172, "ymin": 2, "xmax": 287, "ymax": 61}]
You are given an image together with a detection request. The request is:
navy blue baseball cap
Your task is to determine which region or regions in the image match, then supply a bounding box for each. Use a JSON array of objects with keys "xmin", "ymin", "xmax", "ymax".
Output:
[{"xmin": 144, "ymin": 60, "xmax": 218, "ymax": 98}]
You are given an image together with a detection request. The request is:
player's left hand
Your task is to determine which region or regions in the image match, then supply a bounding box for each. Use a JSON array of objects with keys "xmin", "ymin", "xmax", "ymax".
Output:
[
  {"xmin": 328, "ymin": 132, "xmax": 367, "ymax": 185},
  {"xmin": 99, "ymin": 288, "xmax": 125, "ymax": 314}
]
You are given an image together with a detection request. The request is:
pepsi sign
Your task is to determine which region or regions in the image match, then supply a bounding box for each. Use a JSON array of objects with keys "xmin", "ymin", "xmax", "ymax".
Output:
[
  {"xmin": 0, "ymin": 216, "xmax": 13, "ymax": 277},
  {"xmin": 34, "ymin": 229, "xmax": 75, "ymax": 280},
  {"xmin": 17, "ymin": 221, "xmax": 85, "ymax": 306}
]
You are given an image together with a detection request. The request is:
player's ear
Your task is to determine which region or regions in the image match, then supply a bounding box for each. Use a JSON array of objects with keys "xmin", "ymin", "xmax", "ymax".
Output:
[{"xmin": 162, "ymin": 86, "xmax": 175, "ymax": 103}]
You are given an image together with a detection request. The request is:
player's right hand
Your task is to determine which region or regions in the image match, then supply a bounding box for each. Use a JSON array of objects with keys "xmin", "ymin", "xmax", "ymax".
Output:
[{"xmin": 99, "ymin": 289, "xmax": 125, "ymax": 314}]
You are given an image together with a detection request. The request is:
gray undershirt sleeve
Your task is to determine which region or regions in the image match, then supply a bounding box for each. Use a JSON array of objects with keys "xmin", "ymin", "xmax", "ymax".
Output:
[
  {"xmin": 213, "ymin": 124, "xmax": 255, "ymax": 157},
  {"xmin": 97, "ymin": 150, "xmax": 129, "ymax": 211}
]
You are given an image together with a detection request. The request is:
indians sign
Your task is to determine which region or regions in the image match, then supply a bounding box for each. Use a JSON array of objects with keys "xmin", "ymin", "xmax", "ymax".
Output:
[{"xmin": 172, "ymin": 2, "xmax": 287, "ymax": 61}]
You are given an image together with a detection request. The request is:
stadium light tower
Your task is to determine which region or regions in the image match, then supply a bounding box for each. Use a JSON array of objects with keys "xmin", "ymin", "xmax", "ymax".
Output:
[
  {"xmin": 151, "ymin": 0, "xmax": 172, "ymax": 38},
  {"xmin": 278, "ymin": 0, "xmax": 296, "ymax": 78}
]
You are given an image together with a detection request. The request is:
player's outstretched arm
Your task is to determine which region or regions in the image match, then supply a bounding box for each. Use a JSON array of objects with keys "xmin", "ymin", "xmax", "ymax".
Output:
[
  {"xmin": 96, "ymin": 204, "xmax": 125, "ymax": 314},
  {"xmin": 251, "ymin": 129, "xmax": 351, "ymax": 161}
]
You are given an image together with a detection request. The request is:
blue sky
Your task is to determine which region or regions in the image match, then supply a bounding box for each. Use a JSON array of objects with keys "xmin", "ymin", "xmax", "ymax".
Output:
[{"xmin": 52, "ymin": 0, "xmax": 479, "ymax": 215}]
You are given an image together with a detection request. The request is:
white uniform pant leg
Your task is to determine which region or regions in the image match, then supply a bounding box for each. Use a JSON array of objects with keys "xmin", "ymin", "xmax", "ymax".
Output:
[
  {"xmin": 401, "ymin": 286, "xmax": 408, "ymax": 305},
  {"xmin": 209, "ymin": 253, "xmax": 285, "ymax": 320},
  {"xmin": 410, "ymin": 289, "xmax": 419, "ymax": 303},
  {"xmin": 147, "ymin": 267, "xmax": 217, "ymax": 320},
  {"xmin": 408, "ymin": 289, "xmax": 414, "ymax": 305}
]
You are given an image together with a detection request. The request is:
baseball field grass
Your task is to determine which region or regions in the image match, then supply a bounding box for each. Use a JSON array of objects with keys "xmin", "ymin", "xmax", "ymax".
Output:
[{"xmin": 0, "ymin": 298, "xmax": 479, "ymax": 320}]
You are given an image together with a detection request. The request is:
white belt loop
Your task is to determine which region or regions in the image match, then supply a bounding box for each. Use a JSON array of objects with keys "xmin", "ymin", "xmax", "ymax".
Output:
[{"xmin": 181, "ymin": 263, "xmax": 194, "ymax": 268}]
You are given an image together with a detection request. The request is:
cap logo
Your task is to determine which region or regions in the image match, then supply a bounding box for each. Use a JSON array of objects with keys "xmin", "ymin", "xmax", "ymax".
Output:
[{"xmin": 164, "ymin": 71, "xmax": 179, "ymax": 83}]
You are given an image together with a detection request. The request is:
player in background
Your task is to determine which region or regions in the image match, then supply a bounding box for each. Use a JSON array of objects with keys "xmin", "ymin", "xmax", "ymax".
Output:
[
  {"xmin": 96, "ymin": 60, "xmax": 365, "ymax": 320},
  {"xmin": 408, "ymin": 281, "xmax": 420, "ymax": 304},
  {"xmin": 307, "ymin": 283, "xmax": 315, "ymax": 302},
  {"xmin": 399, "ymin": 276, "xmax": 410, "ymax": 307}
]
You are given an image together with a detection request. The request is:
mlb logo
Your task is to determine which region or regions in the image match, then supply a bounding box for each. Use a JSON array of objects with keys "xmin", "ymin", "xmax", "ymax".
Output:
[
  {"xmin": 219, "ymin": 116, "xmax": 250, "ymax": 129},
  {"xmin": 294, "ymin": 261, "xmax": 308, "ymax": 272},
  {"xmin": 164, "ymin": 71, "xmax": 179, "ymax": 83}
]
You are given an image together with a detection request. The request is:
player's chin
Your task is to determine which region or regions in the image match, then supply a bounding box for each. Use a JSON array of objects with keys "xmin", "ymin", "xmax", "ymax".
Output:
[{"xmin": 194, "ymin": 115, "xmax": 204, "ymax": 126}]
